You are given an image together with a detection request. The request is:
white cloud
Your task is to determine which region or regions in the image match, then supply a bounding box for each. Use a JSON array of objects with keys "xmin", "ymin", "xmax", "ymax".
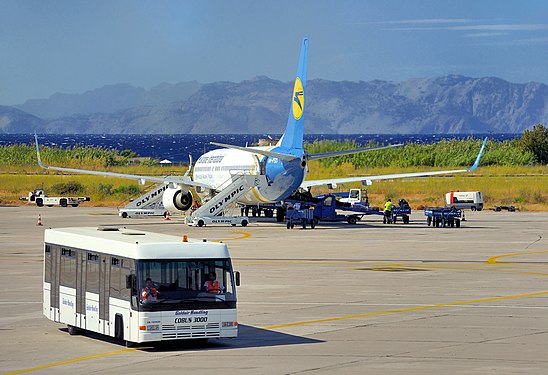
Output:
[
  {"xmin": 384, "ymin": 23, "xmax": 548, "ymax": 32},
  {"xmin": 367, "ymin": 18, "xmax": 472, "ymax": 25},
  {"xmin": 464, "ymin": 32, "xmax": 508, "ymax": 38},
  {"xmin": 469, "ymin": 37, "xmax": 548, "ymax": 47}
]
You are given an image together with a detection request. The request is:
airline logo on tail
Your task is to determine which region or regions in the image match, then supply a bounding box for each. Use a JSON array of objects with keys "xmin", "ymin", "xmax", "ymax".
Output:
[{"xmin": 292, "ymin": 77, "xmax": 304, "ymax": 120}]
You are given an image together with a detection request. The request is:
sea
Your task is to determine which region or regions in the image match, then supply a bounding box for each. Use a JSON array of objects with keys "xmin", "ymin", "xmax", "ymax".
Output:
[{"xmin": 1, "ymin": 133, "xmax": 520, "ymax": 164}]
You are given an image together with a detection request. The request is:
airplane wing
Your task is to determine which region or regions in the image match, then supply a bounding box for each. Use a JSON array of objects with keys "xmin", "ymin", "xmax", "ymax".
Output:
[
  {"xmin": 301, "ymin": 137, "xmax": 487, "ymax": 189},
  {"xmin": 34, "ymin": 135, "xmax": 213, "ymax": 189},
  {"xmin": 308, "ymin": 144, "xmax": 402, "ymax": 161}
]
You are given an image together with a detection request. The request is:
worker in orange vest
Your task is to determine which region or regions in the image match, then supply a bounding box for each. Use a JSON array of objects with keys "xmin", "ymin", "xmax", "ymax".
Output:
[
  {"xmin": 141, "ymin": 277, "xmax": 160, "ymax": 302},
  {"xmin": 203, "ymin": 272, "xmax": 224, "ymax": 294}
]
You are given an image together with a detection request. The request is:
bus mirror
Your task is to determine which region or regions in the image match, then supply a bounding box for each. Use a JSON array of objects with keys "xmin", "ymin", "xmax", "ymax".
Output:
[{"xmin": 235, "ymin": 271, "xmax": 240, "ymax": 286}]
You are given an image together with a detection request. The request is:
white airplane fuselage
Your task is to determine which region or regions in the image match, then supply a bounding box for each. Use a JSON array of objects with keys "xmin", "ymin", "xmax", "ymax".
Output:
[{"xmin": 193, "ymin": 146, "xmax": 307, "ymax": 204}]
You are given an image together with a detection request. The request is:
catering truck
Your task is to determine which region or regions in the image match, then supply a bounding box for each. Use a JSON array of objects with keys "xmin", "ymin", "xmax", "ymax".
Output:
[
  {"xmin": 43, "ymin": 227, "xmax": 240, "ymax": 345},
  {"xmin": 445, "ymin": 191, "xmax": 483, "ymax": 211}
]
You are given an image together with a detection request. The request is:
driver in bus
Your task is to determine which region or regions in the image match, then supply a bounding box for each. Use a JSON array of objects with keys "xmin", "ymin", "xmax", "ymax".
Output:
[
  {"xmin": 203, "ymin": 272, "xmax": 224, "ymax": 294},
  {"xmin": 141, "ymin": 277, "xmax": 160, "ymax": 302}
]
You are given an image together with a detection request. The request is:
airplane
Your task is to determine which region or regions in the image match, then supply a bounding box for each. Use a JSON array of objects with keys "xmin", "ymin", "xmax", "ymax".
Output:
[{"xmin": 35, "ymin": 37, "xmax": 487, "ymax": 215}]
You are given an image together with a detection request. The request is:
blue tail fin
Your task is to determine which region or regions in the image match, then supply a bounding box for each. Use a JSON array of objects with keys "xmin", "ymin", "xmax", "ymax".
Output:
[{"xmin": 279, "ymin": 37, "xmax": 308, "ymax": 149}]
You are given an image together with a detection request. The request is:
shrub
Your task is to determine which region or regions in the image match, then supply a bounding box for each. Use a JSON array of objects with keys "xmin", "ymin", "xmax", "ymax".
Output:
[{"xmin": 51, "ymin": 181, "xmax": 85, "ymax": 195}]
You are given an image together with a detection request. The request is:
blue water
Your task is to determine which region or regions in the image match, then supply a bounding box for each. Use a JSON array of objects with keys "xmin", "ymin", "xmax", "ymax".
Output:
[{"xmin": 1, "ymin": 133, "xmax": 519, "ymax": 164}]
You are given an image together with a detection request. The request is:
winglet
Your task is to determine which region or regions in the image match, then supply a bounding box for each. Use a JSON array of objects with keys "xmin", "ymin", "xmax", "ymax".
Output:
[
  {"xmin": 467, "ymin": 137, "xmax": 488, "ymax": 171},
  {"xmin": 34, "ymin": 133, "xmax": 47, "ymax": 169},
  {"xmin": 184, "ymin": 154, "xmax": 193, "ymax": 177}
]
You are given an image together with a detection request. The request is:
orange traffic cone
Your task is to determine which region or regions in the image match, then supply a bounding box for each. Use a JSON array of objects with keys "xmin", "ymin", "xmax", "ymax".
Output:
[
  {"xmin": 37, "ymin": 213, "xmax": 43, "ymax": 226},
  {"xmin": 165, "ymin": 211, "xmax": 170, "ymax": 221}
]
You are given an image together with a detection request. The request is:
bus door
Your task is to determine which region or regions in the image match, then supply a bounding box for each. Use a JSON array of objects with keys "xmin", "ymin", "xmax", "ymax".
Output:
[
  {"xmin": 47, "ymin": 245, "xmax": 61, "ymax": 321},
  {"xmin": 99, "ymin": 254, "xmax": 110, "ymax": 335},
  {"xmin": 76, "ymin": 251, "xmax": 86, "ymax": 329}
]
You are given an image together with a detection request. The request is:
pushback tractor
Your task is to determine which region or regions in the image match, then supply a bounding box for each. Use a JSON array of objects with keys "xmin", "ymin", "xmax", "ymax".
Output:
[{"xmin": 43, "ymin": 227, "xmax": 240, "ymax": 345}]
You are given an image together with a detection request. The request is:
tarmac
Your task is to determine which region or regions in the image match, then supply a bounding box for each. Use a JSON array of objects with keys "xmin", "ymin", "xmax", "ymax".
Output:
[{"xmin": 1, "ymin": 205, "xmax": 547, "ymax": 374}]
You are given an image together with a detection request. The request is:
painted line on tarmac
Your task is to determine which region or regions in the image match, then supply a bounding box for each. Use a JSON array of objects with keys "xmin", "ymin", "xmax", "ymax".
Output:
[
  {"xmin": 4, "ymin": 347, "xmax": 145, "ymax": 375},
  {"xmin": 263, "ymin": 290, "xmax": 548, "ymax": 330},
  {"xmin": 378, "ymin": 262, "xmax": 548, "ymax": 277},
  {"xmin": 487, "ymin": 249, "xmax": 548, "ymax": 264},
  {"xmin": 212, "ymin": 231, "xmax": 252, "ymax": 242}
]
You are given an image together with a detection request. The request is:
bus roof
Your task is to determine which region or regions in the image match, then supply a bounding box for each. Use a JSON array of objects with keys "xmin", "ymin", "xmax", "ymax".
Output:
[{"xmin": 44, "ymin": 227, "xmax": 230, "ymax": 260}]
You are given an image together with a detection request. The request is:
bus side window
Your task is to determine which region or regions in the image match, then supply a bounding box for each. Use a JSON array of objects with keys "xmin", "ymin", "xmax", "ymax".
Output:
[{"xmin": 44, "ymin": 245, "xmax": 51, "ymax": 283}]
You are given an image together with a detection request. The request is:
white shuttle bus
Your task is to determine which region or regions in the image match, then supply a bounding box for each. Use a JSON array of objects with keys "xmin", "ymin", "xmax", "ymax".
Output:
[{"xmin": 43, "ymin": 227, "xmax": 239, "ymax": 345}]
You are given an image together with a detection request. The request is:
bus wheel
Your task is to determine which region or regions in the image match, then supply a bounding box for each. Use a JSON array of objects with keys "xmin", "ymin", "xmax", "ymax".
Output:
[
  {"xmin": 121, "ymin": 212, "xmax": 128, "ymax": 219},
  {"xmin": 125, "ymin": 340, "xmax": 137, "ymax": 348},
  {"xmin": 198, "ymin": 220, "xmax": 204, "ymax": 227},
  {"xmin": 67, "ymin": 325, "xmax": 80, "ymax": 336}
]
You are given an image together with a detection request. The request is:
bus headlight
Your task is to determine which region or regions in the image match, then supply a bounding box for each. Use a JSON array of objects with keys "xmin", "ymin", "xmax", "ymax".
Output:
[{"xmin": 222, "ymin": 321, "xmax": 237, "ymax": 327}]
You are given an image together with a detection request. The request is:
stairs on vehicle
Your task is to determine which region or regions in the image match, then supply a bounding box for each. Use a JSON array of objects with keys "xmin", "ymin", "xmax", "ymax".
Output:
[{"xmin": 190, "ymin": 174, "xmax": 265, "ymax": 219}]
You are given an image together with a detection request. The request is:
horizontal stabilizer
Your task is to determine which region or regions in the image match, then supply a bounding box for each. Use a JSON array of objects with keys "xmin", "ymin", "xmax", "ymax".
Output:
[{"xmin": 210, "ymin": 142, "xmax": 299, "ymax": 161}]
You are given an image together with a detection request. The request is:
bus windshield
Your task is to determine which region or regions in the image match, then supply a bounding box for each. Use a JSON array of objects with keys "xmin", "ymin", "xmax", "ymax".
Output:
[{"xmin": 136, "ymin": 258, "xmax": 236, "ymax": 311}]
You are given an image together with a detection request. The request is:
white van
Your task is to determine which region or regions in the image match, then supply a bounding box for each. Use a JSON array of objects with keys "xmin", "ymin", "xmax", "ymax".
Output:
[{"xmin": 445, "ymin": 191, "xmax": 483, "ymax": 211}]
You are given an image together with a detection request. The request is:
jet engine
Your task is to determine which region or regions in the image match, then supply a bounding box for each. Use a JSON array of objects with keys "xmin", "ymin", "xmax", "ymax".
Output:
[{"xmin": 162, "ymin": 186, "xmax": 193, "ymax": 212}]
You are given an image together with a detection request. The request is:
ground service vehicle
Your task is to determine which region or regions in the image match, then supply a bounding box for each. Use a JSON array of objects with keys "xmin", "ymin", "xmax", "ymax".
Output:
[
  {"xmin": 119, "ymin": 184, "xmax": 168, "ymax": 218},
  {"xmin": 188, "ymin": 216, "xmax": 249, "ymax": 227},
  {"xmin": 285, "ymin": 203, "xmax": 316, "ymax": 229},
  {"xmin": 21, "ymin": 189, "xmax": 90, "ymax": 207},
  {"xmin": 445, "ymin": 191, "xmax": 483, "ymax": 211},
  {"xmin": 43, "ymin": 227, "xmax": 239, "ymax": 345},
  {"xmin": 424, "ymin": 206, "xmax": 462, "ymax": 228}
]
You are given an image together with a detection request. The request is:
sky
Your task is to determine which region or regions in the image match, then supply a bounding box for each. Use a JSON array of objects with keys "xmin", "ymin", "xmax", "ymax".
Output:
[{"xmin": 2, "ymin": 0, "xmax": 548, "ymax": 105}]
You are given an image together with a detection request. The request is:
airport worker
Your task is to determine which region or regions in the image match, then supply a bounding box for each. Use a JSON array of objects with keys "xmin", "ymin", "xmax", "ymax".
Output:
[
  {"xmin": 384, "ymin": 198, "xmax": 394, "ymax": 213},
  {"xmin": 204, "ymin": 272, "xmax": 224, "ymax": 294},
  {"xmin": 141, "ymin": 277, "xmax": 160, "ymax": 302},
  {"xmin": 384, "ymin": 198, "xmax": 394, "ymax": 223}
]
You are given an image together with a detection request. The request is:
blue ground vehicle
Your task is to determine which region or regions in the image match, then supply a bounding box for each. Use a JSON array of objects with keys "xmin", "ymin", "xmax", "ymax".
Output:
[
  {"xmin": 285, "ymin": 203, "xmax": 316, "ymax": 229},
  {"xmin": 424, "ymin": 206, "xmax": 462, "ymax": 228},
  {"xmin": 284, "ymin": 194, "xmax": 383, "ymax": 228},
  {"xmin": 383, "ymin": 199, "xmax": 412, "ymax": 224}
]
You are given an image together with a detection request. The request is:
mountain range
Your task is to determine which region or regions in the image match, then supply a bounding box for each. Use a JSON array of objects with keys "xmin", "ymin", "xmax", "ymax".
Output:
[{"xmin": 1, "ymin": 75, "xmax": 546, "ymax": 134}]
